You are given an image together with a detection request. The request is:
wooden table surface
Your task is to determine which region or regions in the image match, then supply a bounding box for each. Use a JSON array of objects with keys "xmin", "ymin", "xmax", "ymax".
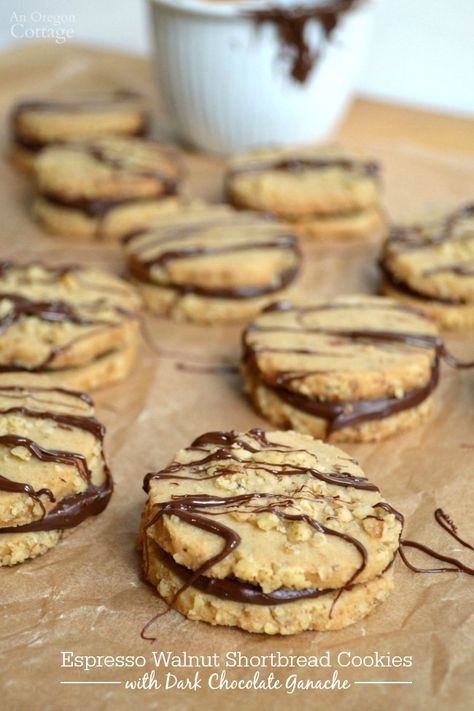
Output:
[{"xmin": 339, "ymin": 97, "xmax": 474, "ymax": 157}]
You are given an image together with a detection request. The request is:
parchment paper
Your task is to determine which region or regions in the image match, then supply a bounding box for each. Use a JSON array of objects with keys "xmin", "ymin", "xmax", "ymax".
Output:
[{"xmin": 0, "ymin": 42, "xmax": 473, "ymax": 711}]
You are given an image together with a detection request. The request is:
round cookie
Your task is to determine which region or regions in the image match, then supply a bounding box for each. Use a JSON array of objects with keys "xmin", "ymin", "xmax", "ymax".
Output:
[
  {"xmin": 380, "ymin": 203, "xmax": 474, "ymax": 330},
  {"xmin": 33, "ymin": 136, "xmax": 182, "ymax": 240},
  {"xmin": 0, "ymin": 261, "xmax": 141, "ymax": 391},
  {"xmin": 9, "ymin": 91, "xmax": 148, "ymax": 172},
  {"xmin": 241, "ymin": 295, "xmax": 466, "ymax": 443},
  {"xmin": 226, "ymin": 146, "xmax": 383, "ymax": 240},
  {"xmin": 140, "ymin": 428, "xmax": 403, "ymax": 635},
  {"xmin": 124, "ymin": 205, "xmax": 301, "ymax": 323},
  {"xmin": 0, "ymin": 383, "xmax": 112, "ymax": 566}
]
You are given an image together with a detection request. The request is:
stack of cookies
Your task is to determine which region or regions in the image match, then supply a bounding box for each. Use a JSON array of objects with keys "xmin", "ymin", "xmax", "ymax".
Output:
[
  {"xmin": 241, "ymin": 294, "xmax": 468, "ymax": 442},
  {"xmin": 123, "ymin": 204, "xmax": 301, "ymax": 322},
  {"xmin": 226, "ymin": 146, "xmax": 383, "ymax": 240},
  {"xmin": 33, "ymin": 136, "xmax": 181, "ymax": 240},
  {"xmin": 380, "ymin": 203, "xmax": 474, "ymax": 329},
  {"xmin": 140, "ymin": 428, "xmax": 403, "ymax": 635},
  {"xmin": 0, "ymin": 261, "xmax": 141, "ymax": 390},
  {"xmin": 10, "ymin": 91, "xmax": 149, "ymax": 171},
  {"xmin": 0, "ymin": 383, "xmax": 112, "ymax": 566}
]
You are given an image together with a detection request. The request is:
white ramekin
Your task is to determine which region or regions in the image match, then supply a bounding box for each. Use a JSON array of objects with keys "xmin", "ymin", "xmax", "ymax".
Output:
[{"xmin": 147, "ymin": 0, "xmax": 374, "ymax": 155}]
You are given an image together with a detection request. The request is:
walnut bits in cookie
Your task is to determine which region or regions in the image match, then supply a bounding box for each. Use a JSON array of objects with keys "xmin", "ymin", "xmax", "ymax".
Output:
[
  {"xmin": 241, "ymin": 294, "xmax": 474, "ymax": 443},
  {"xmin": 33, "ymin": 135, "xmax": 181, "ymax": 240},
  {"xmin": 226, "ymin": 146, "xmax": 383, "ymax": 240},
  {"xmin": 140, "ymin": 428, "xmax": 403, "ymax": 636},
  {"xmin": 380, "ymin": 203, "xmax": 474, "ymax": 330},
  {"xmin": 0, "ymin": 261, "xmax": 141, "ymax": 391},
  {"xmin": 0, "ymin": 383, "xmax": 112, "ymax": 566},
  {"xmin": 9, "ymin": 90, "xmax": 149, "ymax": 172},
  {"xmin": 124, "ymin": 205, "xmax": 301, "ymax": 323}
]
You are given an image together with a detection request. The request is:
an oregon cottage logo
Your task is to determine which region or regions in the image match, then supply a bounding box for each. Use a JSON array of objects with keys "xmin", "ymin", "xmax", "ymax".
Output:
[{"xmin": 10, "ymin": 11, "xmax": 76, "ymax": 44}]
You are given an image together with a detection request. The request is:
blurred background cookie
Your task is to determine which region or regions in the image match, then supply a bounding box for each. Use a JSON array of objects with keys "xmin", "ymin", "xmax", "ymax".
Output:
[
  {"xmin": 33, "ymin": 135, "xmax": 182, "ymax": 240},
  {"xmin": 9, "ymin": 90, "xmax": 149, "ymax": 172},
  {"xmin": 0, "ymin": 383, "xmax": 112, "ymax": 566},
  {"xmin": 0, "ymin": 261, "xmax": 141, "ymax": 390},
  {"xmin": 380, "ymin": 203, "xmax": 474, "ymax": 330},
  {"xmin": 226, "ymin": 146, "xmax": 383, "ymax": 240},
  {"xmin": 140, "ymin": 428, "xmax": 402, "ymax": 635},
  {"xmin": 124, "ymin": 204, "xmax": 301, "ymax": 323}
]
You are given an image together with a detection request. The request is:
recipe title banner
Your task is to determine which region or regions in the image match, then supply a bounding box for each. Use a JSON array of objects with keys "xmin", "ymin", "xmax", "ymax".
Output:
[{"xmin": 60, "ymin": 650, "xmax": 414, "ymax": 693}]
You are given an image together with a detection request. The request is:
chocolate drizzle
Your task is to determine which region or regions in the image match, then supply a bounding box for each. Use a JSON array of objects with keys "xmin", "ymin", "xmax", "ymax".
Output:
[
  {"xmin": 0, "ymin": 474, "xmax": 55, "ymax": 518},
  {"xmin": 175, "ymin": 362, "xmax": 239, "ymax": 375},
  {"xmin": 381, "ymin": 203, "xmax": 474, "ymax": 304},
  {"xmin": 229, "ymin": 155, "xmax": 379, "ymax": 181},
  {"xmin": 144, "ymin": 428, "xmax": 379, "ymax": 492},
  {"xmin": 126, "ymin": 213, "xmax": 300, "ymax": 300},
  {"xmin": 141, "ymin": 429, "xmax": 399, "ymax": 640},
  {"xmin": 380, "ymin": 259, "xmax": 467, "ymax": 306},
  {"xmin": 40, "ymin": 141, "xmax": 178, "ymax": 221},
  {"xmin": 246, "ymin": 1, "xmax": 363, "ymax": 83},
  {"xmin": 387, "ymin": 203, "xmax": 474, "ymax": 251},
  {"xmin": 0, "ymin": 292, "xmax": 93, "ymax": 329},
  {"xmin": 242, "ymin": 300, "xmax": 474, "ymax": 435},
  {"xmin": 399, "ymin": 508, "xmax": 474, "ymax": 575},
  {"xmin": 0, "ymin": 386, "xmax": 112, "ymax": 533},
  {"xmin": 11, "ymin": 90, "xmax": 149, "ymax": 152},
  {"xmin": 0, "ymin": 262, "xmax": 138, "ymax": 373}
]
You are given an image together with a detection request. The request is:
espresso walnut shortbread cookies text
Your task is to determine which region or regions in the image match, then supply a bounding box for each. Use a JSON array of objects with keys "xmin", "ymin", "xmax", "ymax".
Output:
[
  {"xmin": 0, "ymin": 383, "xmax": 112, "ymax": 566},
  {"xmin": 140, "ymin": 428, "xmax": 403, "ymax": 635},
  {"xmin": 380, "ymin": 203, "xmax": 474, "ymax": 329},
  {"xmin": 0, "ymin": 261, "xmax": 141, "ymax": 391},
  {"xmin": 124, "ymin": 204, "xmax": 301, "ymax": 323},
  {"xmin": 226, "ymin": 146, "xmax": 383, "ymax": 240},
  {"xmin": 241, "ymin": 295, "xmax": 473, "ymax": 442}
]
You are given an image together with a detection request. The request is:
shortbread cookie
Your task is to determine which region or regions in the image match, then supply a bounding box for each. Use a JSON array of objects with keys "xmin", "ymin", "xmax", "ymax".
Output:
[
  {"xmin": 0, "ymin": 261, "xmax": 141, "ymax": 391},
  {"xmin": 140, "ymin": 428, "xmax": 403, "ymax": 635},
  {"xmin": 10, "ymin": 91, "xmax": 148, "ymax": 171},
  {"xmin": 33, "ymin": 136, "xmax": 181, "ymax": 240},
  {"xmin": 226, "ymin": 146, "xmax": 383, "ymax": 240},
  {"xmin": 380, "ymin": 204, "xmax": 474, "ymax": 329},
  {"xmin": 124, "ymin": 205, "xmax": 301, "ymax": 323},
  {"xmin": 241, "ymin": 295, "xmax": 471, "ymax": 443},
  {"xmin": 0, "ymin": 383, "xmax": 112, "ymax": 565}
]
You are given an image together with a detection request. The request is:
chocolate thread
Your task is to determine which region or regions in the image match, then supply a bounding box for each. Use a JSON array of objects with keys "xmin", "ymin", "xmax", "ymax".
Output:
[{"xmin": 399, "ymin": 507, "xmax": 474, "ymax": 575}]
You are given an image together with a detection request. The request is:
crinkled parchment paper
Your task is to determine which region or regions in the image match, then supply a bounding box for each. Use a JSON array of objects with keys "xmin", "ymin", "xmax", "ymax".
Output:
[{"xmin": 0, "ymin": 43, "xmax": 473, "ymax": 711}]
